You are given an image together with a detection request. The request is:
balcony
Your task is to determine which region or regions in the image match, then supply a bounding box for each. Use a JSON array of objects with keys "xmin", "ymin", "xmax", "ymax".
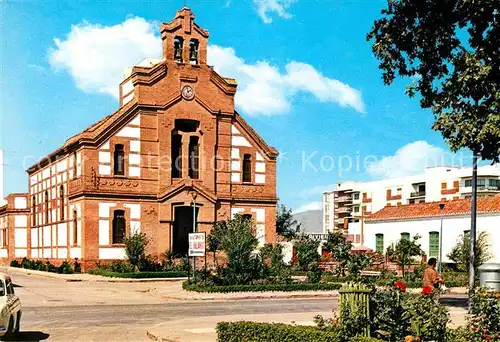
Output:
[
  {"xmin": 410, "ymin": 190, "xmax": 426, "ymax": 198},
  {"xmin": 337, "ymin": 207, "xmax": 352, "ymax": 214},
  {"xmin": 336, "ymin": 196, "xmax": 352, "ymax": 203}
]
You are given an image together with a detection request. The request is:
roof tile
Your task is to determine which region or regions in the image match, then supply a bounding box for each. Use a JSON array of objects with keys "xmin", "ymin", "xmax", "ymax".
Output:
[{"xmin": 366, "ymin": 195, "xmax": 500, "ymax": 222}]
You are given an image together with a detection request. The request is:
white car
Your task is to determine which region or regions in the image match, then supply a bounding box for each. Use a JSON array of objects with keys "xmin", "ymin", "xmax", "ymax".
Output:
[{"xmin": 0, "ymin": 274, "xmax": 21, "ymax": 339}]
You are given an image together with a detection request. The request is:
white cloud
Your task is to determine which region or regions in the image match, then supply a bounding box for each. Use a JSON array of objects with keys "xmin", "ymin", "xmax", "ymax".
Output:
[
  {"xmin": 49, "ymin": 17, "xmax": 365, "ymax": 115},
  {"xmin": 208, "ymin": 45, "xmax": 366, "ymax": 115},
  {"xmin": 293, "ymin": 201, "xmax": 322, "ymax": 214},
  {"xmin": 48, "ymin": 17, "xmax": 160, "ymax": 98},
  {"xmin": 254, "ymin": 0, "xmax": 295, "ymax": 24},
  {"xmin": 366, "ymin": 141, "xmax": 448, "ymax": 179}
]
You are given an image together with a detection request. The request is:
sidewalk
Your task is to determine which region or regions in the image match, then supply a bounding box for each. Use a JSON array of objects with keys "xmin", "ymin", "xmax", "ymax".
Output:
[
  {"xmin": 2, "ymin": 266, "xmax": 188, "ymax": 283},
  {"xmin": 146, "ymin": 307, "xmax": 468, "ymax": 342},
  {"xmin": 146, "ymin": 311, "xmax": 333, "ymax": 342}
]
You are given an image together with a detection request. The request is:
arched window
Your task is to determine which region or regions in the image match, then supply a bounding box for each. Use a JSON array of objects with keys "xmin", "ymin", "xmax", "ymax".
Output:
[
  {"xmin": 114, "ymin": 144, "xmax": 125, "ymax": 176},
  {"xmin": 189, "ymin": 39, "xmax": 199, "ymax": 64},
  {"xmin": 375, "ymin": 233, "xmax": 384, "ymax": 253},
  {"xmin": 45, "ymin": 191, "xmax": 49, "ymax": 224},
  {"xmin": 242, "ymin": 154, "xmax": 252, "ymax": 183},
  {"xmin": 59, "ymin": 185, "xmax": 65, "ymax": 221},
  {"xmin": 189, "ymin": 136, "xmax": 200, "ymax": 179},
  {"xmin": 32, "ymin": 195, "xmax": 36, "ymax": 226},
  {"xmin": 73, "ymin": 209, "xmax": 78, "ymax": 246},
  {"xmin": 171, "ymin": 133, "xmax": 182, "ymax": 178},
  {"xmin": 429, "ymin": 231, "xmax": 439, "ymax": 257},
  {"xmin": 174, "ymin": 36, "xmax": 184, "ymax": 63},
  {"xmin": 112, "ymin": 210, "xmax": 126, "ymax": 244}
]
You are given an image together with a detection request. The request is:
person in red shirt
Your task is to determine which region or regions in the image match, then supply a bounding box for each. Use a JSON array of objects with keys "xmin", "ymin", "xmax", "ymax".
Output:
[{"xmin": 422, "ymin": 257, "xmax": 440, "ymax": 288}]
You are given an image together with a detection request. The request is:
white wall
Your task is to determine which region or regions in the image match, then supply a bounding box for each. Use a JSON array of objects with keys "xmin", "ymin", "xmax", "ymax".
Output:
[{"xmin": 364, "ymin": 213, "xmax": 500, "ymax": 263}]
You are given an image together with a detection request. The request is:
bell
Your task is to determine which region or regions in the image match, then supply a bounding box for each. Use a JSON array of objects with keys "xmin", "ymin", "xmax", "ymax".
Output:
[
  {"xmin": 174, "ymin": 46, "xmax": 182, "ymax": 61},
  {"xmin": 190, "ymin": 48, "xmax": 198, "ymax": 61}
]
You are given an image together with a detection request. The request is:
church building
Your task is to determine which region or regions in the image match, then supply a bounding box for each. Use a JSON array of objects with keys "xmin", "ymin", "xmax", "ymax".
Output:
[{"xmin": 3, "ymin": 8, "xmax": 278, "ymax": 268}]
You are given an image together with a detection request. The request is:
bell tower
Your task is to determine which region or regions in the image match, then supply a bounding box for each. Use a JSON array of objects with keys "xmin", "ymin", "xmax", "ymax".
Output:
[{"xmin": 160, "ymin": 7, "xmax": 209, "ymax": 65}]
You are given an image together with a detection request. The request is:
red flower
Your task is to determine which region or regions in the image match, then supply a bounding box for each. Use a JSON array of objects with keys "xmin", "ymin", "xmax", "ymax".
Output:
[
  {"xmin": 421, "ymin": 286, "xmax": 433, "ymax": 295},
  {"xmin": 394, "ymin": 281, "xmax": 407, "ymax": 293}
]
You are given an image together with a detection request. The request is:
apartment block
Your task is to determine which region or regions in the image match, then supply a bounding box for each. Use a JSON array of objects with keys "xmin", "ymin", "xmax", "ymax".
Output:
[{"xmin": 323, "ymin": 165, "xmax": 500, "ymax": 233}]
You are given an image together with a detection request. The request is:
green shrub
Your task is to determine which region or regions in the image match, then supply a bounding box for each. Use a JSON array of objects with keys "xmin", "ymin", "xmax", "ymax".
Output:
[
  {"xmin": 294, "ymin": 235, "xmax": 320, "ymax": 271},
  {"xmin": 87, "ymin": 269, "xmax": 188, "ymax": 278},
  {"xmin": 307, "ymin": 262, "xmax": 322, "ymax": 283},
  {"xmin": 216, "ymin": 322, "xmax": 384, "ymax": 342},
  {"xmin": 58, "ymin": 260, "xmax": 74, "ymax": 274},
  {"xmin": 183, "ymin": 281, "xmax": 342, "ymax": 293},
  {"xmin": 216, "ymin": 321, "xmax": 340, "ymax": 342},
  {"xmin": 10, "ymin": 260, "xmax": 20, "ymax": 268},
  {"xmin": 123, "ymin": 232, "xmax": 149, "ymax": 271}
]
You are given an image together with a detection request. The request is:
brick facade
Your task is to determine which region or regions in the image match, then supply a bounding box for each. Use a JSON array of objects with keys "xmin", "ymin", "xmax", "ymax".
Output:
[{"xmin": 3, "ymin": 8, "xmax": 278, "ymax": 268}]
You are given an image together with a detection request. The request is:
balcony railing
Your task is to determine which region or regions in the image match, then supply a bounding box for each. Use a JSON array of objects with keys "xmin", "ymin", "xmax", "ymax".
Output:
[
  {"xmin": 337, "ymin": 207, "xmax": 352, "ymax": 214},
  {"xmin": 336, "ymin": 196, "xmax": 352, "ymax": 202},
  {"xmin": 410, "ymin": 191, "xmax": 426, "ymax": 198}
]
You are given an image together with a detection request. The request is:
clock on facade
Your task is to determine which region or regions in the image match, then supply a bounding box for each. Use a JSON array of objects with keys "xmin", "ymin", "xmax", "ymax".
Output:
[{"xmin": 181, "ymin": 85, "xmax": 195, "ymax": 100}]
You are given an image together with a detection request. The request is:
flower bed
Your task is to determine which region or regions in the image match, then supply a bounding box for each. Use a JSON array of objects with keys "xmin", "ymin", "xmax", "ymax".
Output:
[
  {"xmin": 88, "ymin": 269, "xmax": 188, "ymax": 278},
  {"xmin": 216, "ymin": 322, "xmax": 384, "ymax": 342},
  {"xmin": 183, "ymin": 281, "xmax": 343, "ymax": 293}
]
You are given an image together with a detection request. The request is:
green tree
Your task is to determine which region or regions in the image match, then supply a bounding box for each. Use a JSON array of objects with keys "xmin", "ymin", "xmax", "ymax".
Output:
[
  {"xmin": 447, "ymin": 231, "xmax": 492, "ymax": 273},
  {"xmin": 216, "ymin": 214, "xmax": 260, "ymax": 285},
  {"xmin": 276, "ymin": 204, "xmax": 301, "ymax": 240},
  {"xmin": 207, "ymin": 222, "xmax": 225, "ymax": 267},
  {"xmin": 294, "ymin": 235, "xmax": 320, "ymax": 271},
  {"xmin": 323, "ymin": 231, "xmax": 353, "ymax": 277},
  {"xmin": 386, "ymin": 235, "xmax": 424, "ymax": 277},
  {"xmin": 367, "ymin": 0, "xmax": 500, "ymax": 162},
  {"xmin": 123, "ymin": 232, "xmax": 149, "ymax": 272},
  {"xmin": 260, "ymin": 243, "xmax": 290, "ymax": 283},
  {"xmin": 347, "ymin": 253, "xmax": 373, "ymax": 280}
]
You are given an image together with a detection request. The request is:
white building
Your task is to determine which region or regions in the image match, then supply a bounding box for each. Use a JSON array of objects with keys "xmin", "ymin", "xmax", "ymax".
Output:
[
  {"xmin": 324, "ymin": 165, "xmax": 500, "ymax": 233},
  {"xmin": 363, "ymin": 196, "xmax": 500, "ymax": 263}
]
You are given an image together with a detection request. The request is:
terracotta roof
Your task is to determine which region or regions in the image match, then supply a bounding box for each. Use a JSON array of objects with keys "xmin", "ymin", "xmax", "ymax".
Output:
[{"xmin": 366, "ymin": 195, "xmax": 500, "ymax": 222}]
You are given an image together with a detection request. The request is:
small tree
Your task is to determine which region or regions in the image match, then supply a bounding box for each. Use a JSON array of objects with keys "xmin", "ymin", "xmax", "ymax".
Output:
[
  {"xmin": 347, "ymin": 253, "xmax": 373, "ymax": 280},
  {"xmin": 386, "ymin": 235, "xmax": 423, "ymax": 277},
  {"xmin": 207, "ymin": 222, "xmax": 225, "ymax": 267},
  {"xmin": 124, "ymin": 232, "xmax": 149, "ymax": 272},
  {"xmin": 276, "ymin": 204, "xmax": 301, "ymax": 240},
  {"xmin": 447, "ymin": 231, "xmax": 492, "ymax": 273},
  {"xmin": 294, "ymin": 235, "xmax": 320, "ymax": 271},
  {"xmin": 260, "ymin": 243, "xmax": 290, "ymax": 283},
  {"xmin": 323, "ymin": 231, "xmax": 353, "ymax": 277},
  {"xmin": 216, "ymin": 214, "xmax": 260, "ymax": 285}
]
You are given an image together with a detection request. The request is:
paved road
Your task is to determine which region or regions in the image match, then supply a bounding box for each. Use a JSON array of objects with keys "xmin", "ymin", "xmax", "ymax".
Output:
[{"xmin": 9, "ymin": 273, "xmax": 337, "ymax": 341}]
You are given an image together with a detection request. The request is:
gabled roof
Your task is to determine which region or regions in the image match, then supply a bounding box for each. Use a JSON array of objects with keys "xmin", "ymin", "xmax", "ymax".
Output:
[{"xmin": 366, "ymin": 195, "xmax": 500, "ymax": 222}]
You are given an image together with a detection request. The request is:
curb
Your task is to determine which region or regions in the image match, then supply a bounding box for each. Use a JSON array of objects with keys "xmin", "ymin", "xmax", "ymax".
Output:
[
  {"xmin": 5, "ymin": 266, "xmax": 187, "ymax": 283},
  {"xmin": 146, "ymin": 330, "xmax": 179, "ymax": 342},
  {"xmin": 162, "ymin": 293, "xmax": 340, "ymax": 301}
]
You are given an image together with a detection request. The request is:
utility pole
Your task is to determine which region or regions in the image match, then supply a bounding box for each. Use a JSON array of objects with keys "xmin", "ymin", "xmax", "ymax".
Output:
[
  {"xmin": 469, "ymin": 153, "xmax": 478, "ymax": 307},
  {"xmin": 439, "ymin": 203, "xmax": 445, "ymax": 275}
]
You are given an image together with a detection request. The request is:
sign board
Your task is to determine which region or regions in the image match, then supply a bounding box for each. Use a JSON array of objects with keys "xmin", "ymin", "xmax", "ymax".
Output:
[{"xmin": 188, "ymin": 232, "xmax": 206, "ymax": 257}]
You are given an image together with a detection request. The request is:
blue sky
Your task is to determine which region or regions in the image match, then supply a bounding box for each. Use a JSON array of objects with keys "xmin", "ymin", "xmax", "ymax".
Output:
[{"xmin": 0, "ymin": 0, "xmax": 478, "ymax": 212}]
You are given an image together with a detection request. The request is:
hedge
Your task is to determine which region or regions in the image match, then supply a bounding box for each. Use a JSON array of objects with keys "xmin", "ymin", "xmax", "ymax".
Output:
[
  {"xmin": 88, "ymin": 269, "xmax": 188, "ymax": 278},
  {"xmin": 216, "ymin": 322, "xmax": 384, "ymax": 342},
  {"xmin": 183, "ymin": 281, "xmax": 343, "ymax": 293}
]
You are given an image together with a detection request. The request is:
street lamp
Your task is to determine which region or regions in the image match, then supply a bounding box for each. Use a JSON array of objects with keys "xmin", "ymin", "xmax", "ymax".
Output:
[
  {"xmin": 189, "ymin": 190, "xmax": 198, "ymax": 278},
  {"xmin": 439, "ymin": 203, "xmax": 445, "ymax": 275}
]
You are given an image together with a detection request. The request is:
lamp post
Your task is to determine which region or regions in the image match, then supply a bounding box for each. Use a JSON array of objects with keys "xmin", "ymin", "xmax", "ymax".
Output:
[
  {"xmin": 439, "ymin": 203, "xmax": 445, "ymax": 275},
  {"xmin": 190, "ymin": 191, "xmax": 198, "ymax": 279}
]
